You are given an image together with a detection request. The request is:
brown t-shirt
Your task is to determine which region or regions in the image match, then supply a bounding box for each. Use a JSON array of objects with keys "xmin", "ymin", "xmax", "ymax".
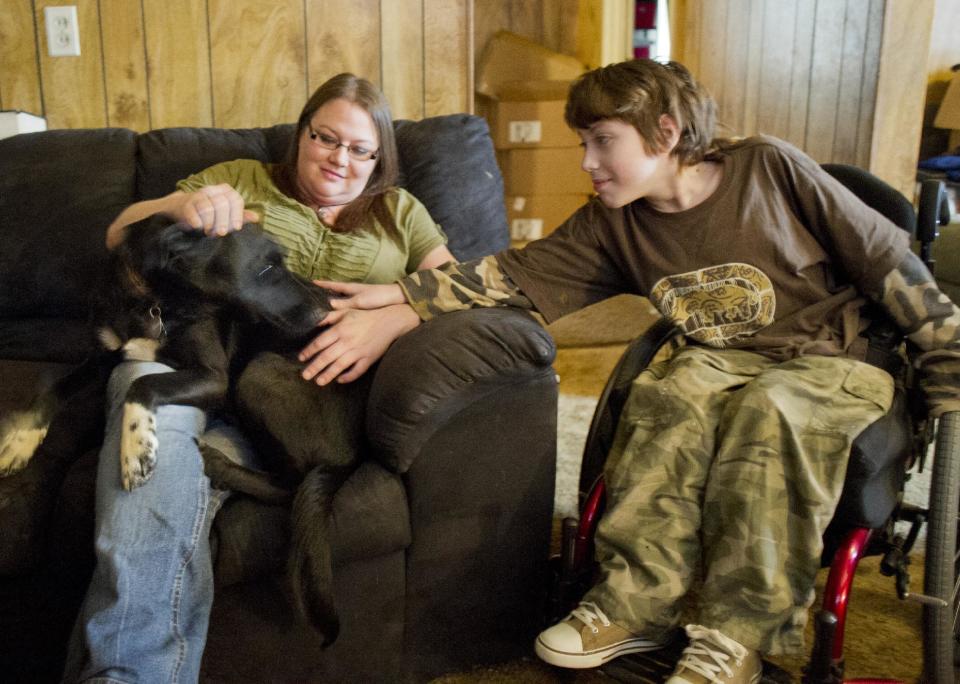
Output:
[{"xmin": 496, "ymin": 136, "xmax": 910, "ymax": 362}]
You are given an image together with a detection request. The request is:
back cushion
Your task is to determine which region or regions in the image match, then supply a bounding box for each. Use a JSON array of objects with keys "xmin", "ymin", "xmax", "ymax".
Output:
[
  {"xmin": 0, "ymin": 128, "xmax": 138, "ymax": 318},
  {"xmin": 136, "ymin": 124, "xmax": 294, "ymax": 200},
  {"xmin": 394, "ymin": 115, "xmax": 508, "ymax": 260}
]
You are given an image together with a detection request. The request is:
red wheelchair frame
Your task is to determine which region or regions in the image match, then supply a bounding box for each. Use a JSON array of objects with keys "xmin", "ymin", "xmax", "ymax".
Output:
[{"xmin": 548, "ymin": 170, "xmax": 958, "ymax": 683}]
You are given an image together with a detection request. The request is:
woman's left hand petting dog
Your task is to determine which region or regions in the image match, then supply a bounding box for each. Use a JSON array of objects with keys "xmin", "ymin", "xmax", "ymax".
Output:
[{"xmin": 0, "ymin": 216, "xmax": 333, "ymax": 492}]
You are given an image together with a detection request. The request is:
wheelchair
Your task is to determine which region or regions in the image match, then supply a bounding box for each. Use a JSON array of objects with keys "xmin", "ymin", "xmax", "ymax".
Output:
[{"xmin": 549, "ymin": 166, "xmax": 957, "ymax": 683}]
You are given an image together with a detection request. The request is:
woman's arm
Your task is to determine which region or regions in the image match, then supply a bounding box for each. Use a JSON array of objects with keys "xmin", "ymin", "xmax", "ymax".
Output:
[
  {"xmin": 302, "ymin": 255, "xmax": 535, "ymax": 385},
  {"xmin": 416, "ymin": 244, "xmax": 455, "ymax": 270},
  {"xmin": 871, "ymin": 251, "xmax": 960, "ymax": 416},
  {"xmin": 298, "ymin": 304, "xmax": 421, "ymax": 385},
  {"xmin": 105, "ymin": 184, "xmax": 258, "ymax": 250}
]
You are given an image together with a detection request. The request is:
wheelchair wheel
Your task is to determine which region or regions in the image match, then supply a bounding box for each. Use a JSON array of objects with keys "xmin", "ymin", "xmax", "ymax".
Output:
[{"xmin": 923, "ymin": 411, "xmax": 960, "ymax": 683}]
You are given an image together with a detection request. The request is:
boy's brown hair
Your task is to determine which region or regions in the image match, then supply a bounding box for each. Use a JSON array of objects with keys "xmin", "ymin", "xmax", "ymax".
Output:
[{"xmin": 564, "ymin": 59, "xmax": 717, "ymax": 166}]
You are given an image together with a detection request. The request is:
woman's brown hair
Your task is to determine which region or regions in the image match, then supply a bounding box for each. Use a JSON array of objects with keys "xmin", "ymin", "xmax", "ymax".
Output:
[
  {"xmin": 564, "ymin": 59, "xmax": 718, "ymax": 166},
  {"xmin": 272, "ymin": 72, "xmax": 400, "ymax": 238}
]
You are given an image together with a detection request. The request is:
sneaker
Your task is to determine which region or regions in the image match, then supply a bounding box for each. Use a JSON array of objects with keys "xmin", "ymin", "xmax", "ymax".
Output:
[
  {"xmin": 534, "ymin": 601, "xmax": 666, "ymax": 669},
  {"xmin": 666, "ymin": 624, "xmax": 762, "ymax": 684}
]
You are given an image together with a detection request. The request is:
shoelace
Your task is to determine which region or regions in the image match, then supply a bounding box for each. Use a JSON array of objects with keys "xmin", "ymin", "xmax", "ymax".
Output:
[
  {"xmin": 569, "ymin": 601, "xmax": 611, "ymax": 634},
  {"xmin": 676, "ymin": 626, "xmax": 747, "ymax": 682}
]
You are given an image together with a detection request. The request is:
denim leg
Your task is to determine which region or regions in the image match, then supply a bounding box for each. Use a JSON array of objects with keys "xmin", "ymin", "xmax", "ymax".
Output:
[{"xmin": 63, "ymin": 361, "xmax": 256, "ymax": 684}]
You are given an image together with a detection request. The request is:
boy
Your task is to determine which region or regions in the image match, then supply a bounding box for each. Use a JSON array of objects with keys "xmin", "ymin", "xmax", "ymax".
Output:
[{"xmin": 310, "ymin": 59, "xmax": 960, "ymax": 684}]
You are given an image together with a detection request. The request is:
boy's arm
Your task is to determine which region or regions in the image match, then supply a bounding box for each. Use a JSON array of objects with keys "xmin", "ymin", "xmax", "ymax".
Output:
[
  {"xmin": 398, "ymin": 255, "xmax": 536, "ymax": 320},
  {"xmin": 872, "ymin": 251, "xmax": 960, "ymax": 416}
]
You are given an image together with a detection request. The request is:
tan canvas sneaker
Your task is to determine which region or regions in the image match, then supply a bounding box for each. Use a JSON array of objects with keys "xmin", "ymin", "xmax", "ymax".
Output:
[
  {"xmin": 666, "ymin": 624, "xmax": 762, "ymax": 684},
  {"xmin": 534, "ymin": 601, "xmax": 667, "ymax": 669}
]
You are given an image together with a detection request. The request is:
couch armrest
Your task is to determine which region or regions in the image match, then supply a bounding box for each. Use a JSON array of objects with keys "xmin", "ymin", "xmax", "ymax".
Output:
[{"xmin": 366, "ymin": 307, "xmax": 556, "ymax": 474}]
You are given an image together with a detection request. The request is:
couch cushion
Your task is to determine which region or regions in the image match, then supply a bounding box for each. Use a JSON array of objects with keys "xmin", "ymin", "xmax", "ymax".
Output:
[
  {"xmin": 0, "ymin": 128, "xmax": 137, "ymax": 319},
  {"xmin": 0, "ymin": 319, "xmax": 94, "ymax": 364},
  {"xmin": 211, "ymin": 461, "xmax": 410, "ymax": 587},
  {"xmin": 395, "ymin": 115, "xmax": 508, "ymax": 260},
  {"xmin": 136, "ymin": 124, "xmax": 294, "ymax": 200}
]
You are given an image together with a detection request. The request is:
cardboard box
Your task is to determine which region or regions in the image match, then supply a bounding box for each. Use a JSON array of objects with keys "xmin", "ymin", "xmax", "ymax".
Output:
[
  {"xmin": 477, "ymin": 31, "xmax": 587, "ymax": 99},
  {"xmin": 934, "ymin": 70, "xmax": 960, "ymax": 131},
  {"xmin": 498, "ymin": 147, "xmax": 593, "ymax": 195},
  {"xmin": 490, "ymin": 80, "xmax": 581, "ymax": 149},
  {"xmin": 506, "ymin": 194, "xmax": 590, "ymax": 240}
]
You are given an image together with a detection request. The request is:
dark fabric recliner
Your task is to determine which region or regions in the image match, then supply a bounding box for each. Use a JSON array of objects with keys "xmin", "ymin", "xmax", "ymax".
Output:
[{"xmin": 0, "ymin": 115, "xmax": 558, "ymax": 682}]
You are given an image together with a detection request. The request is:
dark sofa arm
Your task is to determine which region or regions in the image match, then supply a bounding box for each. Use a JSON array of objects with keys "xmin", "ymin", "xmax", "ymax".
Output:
[
  {"xmin": 367, "ymin": 307, "xmax": 559, "ymax": 677},
  {"xmin": 366, "ymin": 307, "xmax": 557, "ymax": 473}
]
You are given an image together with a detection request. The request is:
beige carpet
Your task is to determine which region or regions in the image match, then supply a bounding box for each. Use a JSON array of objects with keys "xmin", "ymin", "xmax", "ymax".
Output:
[{"xmin": 434, "ymin": 295, "xmax": 927, "ymax": 683}]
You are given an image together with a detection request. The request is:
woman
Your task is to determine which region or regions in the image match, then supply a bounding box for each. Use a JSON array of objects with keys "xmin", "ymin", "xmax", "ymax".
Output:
[
  {"xmin": 65, "ymin": 73, "xmax": 453, "ymax": 683},
  {"xmin": 317, "ymin": 59, "xmax": 960, "ymax": 683}
]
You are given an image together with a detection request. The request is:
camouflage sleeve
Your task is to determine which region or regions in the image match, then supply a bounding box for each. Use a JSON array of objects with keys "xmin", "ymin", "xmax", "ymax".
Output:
[
  {"xmin": 397, "ymin": 255, "xmax": 535, "ymax": 320},
  {"xmin": 874, "ymin": 251, "xmax": 960, "ymax": 416}
]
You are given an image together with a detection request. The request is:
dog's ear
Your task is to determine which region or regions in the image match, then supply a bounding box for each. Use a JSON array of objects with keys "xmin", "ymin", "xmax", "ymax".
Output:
[{"xmin": 156, "ymin": 224, "xmax": 205, "ymax": 273}]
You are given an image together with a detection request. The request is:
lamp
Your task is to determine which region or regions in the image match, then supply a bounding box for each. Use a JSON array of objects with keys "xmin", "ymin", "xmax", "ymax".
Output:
[{"xmin": 0, "ymin": 110, "xmax": 47, "ymax": 140}]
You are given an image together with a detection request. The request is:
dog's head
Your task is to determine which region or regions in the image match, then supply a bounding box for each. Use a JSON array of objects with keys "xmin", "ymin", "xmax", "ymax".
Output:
[{"xmin": 125, "ymin": 219, "xmax": 333, "ymax": 338}]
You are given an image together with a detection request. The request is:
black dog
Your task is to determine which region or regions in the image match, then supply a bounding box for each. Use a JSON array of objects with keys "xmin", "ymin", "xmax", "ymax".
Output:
[
  {"xmin": 200, "ymin": 351, "xmax": 373, "ymax": 647},
  {"xmin": 109, "ymin": 220, "xmax": 337, "ymax": 490},
  {"xmin": 0, "ymin": 217, "xmax": 357, "ymax": 643}
]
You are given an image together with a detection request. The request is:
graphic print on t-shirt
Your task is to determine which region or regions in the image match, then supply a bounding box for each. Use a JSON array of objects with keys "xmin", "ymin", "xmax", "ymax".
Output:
[{"xmin": 650, "ymin": 263, "xmax": 775, "ymax": 347}]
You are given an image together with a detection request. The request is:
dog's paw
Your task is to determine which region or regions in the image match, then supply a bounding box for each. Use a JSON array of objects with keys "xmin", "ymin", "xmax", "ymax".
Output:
[
  {"xmin": 120, "ymin": 402, "xmax": 158, "ymax": 490},
  {"xmin": 0, "ymin": 411, "xmax": 48, "ymax": 477}
]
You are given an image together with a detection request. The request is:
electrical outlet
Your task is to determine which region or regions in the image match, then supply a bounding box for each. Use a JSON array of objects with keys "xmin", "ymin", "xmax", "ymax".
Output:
[
  {"xmin": 510, "ymin": 218, "xmax": 543, "ymax": 241},
  {"xmin": 508, "ymin": 121, "xmax": 542, "ymax": 144},
  {"xmin": 45, "ymin": 6, "xmax": 81, "ymax": 57}
]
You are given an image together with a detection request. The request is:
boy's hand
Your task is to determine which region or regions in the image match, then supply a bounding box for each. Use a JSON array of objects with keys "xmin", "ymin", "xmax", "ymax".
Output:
[{"xmin": 313, "ymin": 280, "xmax": 406, "ymax": 311}]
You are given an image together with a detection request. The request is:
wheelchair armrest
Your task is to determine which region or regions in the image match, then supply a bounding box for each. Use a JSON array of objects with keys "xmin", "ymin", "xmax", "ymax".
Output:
[
  {"xmin": 365, "ymin": 307, "xmax": 557, "ymax": 474},
  {"xmin": 578, "ymin": 318, "xmax": 682, "ymax": 504}
]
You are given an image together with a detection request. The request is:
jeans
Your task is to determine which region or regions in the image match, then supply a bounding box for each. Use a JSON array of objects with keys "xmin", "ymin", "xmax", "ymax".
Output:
[{"xmin": 63, "ymin": 361, "xmax": 258, "ymax": 684}]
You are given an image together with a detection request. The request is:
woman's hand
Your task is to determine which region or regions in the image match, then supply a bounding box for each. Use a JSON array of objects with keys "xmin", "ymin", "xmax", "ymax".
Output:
[
  {"xmin": 173, "ymin": 184, "xmax": 260, "ymax": 236},
  {"xmin": 314, "ymin": 280, "xmax": 406, "ymax": 311},
  {"xmin": 299, "ymin": 304, "xmax": 421, "ymax": 385},
  {"xmin": 105, "ymin": 184, "xmax": 261, "ymax": 249}
]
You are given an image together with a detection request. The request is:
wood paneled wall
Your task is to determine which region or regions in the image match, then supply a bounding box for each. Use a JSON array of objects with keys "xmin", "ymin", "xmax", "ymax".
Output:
[
  {"xmin": 677, "ymin": 0, "xmax": 885, "ymax": 166},
  {"xmin": 474, "ymin": 0, "xmax": 580, "ymax": 63},
  {"xmin": 672, "ymin": 0, "xmax": 935, "ymax": 197},
  {"xmin": 0, "ymin": 0, "xmax": 473, "ymax": 131}
]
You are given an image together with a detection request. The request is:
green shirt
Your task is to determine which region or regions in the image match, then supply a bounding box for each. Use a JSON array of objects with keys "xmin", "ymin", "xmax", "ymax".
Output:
[{"xmin": 177, "ymin": 159, "xmax": 447, "ymax": 283}]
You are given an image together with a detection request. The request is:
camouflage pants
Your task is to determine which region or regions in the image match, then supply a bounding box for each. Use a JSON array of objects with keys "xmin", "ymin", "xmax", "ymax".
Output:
[{"xmin": 583, "ymin": 345, "xmax": 894, "ymax": 656}]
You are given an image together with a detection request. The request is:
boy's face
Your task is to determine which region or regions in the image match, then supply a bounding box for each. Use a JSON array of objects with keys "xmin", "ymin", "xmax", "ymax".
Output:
[{"xmin": 577, "ymin": 118, "xmax": 673, "ymax": 209}]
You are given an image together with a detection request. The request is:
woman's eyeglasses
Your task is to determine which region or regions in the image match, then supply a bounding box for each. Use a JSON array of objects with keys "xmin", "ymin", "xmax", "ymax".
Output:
[{"xmin": 308, "ymin": 128, "xmax": 378, "ymax": 161}]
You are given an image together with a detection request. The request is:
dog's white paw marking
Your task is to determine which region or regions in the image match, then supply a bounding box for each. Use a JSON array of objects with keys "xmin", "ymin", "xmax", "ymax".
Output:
[
  {"xmin": 120, "ymin": 402, "xmax": 158, "ymax": 490},
  {"xmin": 122, "ymin": 337, "xmax": 159, "ymax": 362},
  {"xmin": 0, "ymin": 411, "xmax": 48, "ymax": 477}
]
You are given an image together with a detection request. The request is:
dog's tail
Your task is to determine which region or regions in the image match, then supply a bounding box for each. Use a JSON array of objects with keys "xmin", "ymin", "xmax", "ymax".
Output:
[{"xmin": 288, "ymin": 466, "xmax": 346, "ymax": 647}]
